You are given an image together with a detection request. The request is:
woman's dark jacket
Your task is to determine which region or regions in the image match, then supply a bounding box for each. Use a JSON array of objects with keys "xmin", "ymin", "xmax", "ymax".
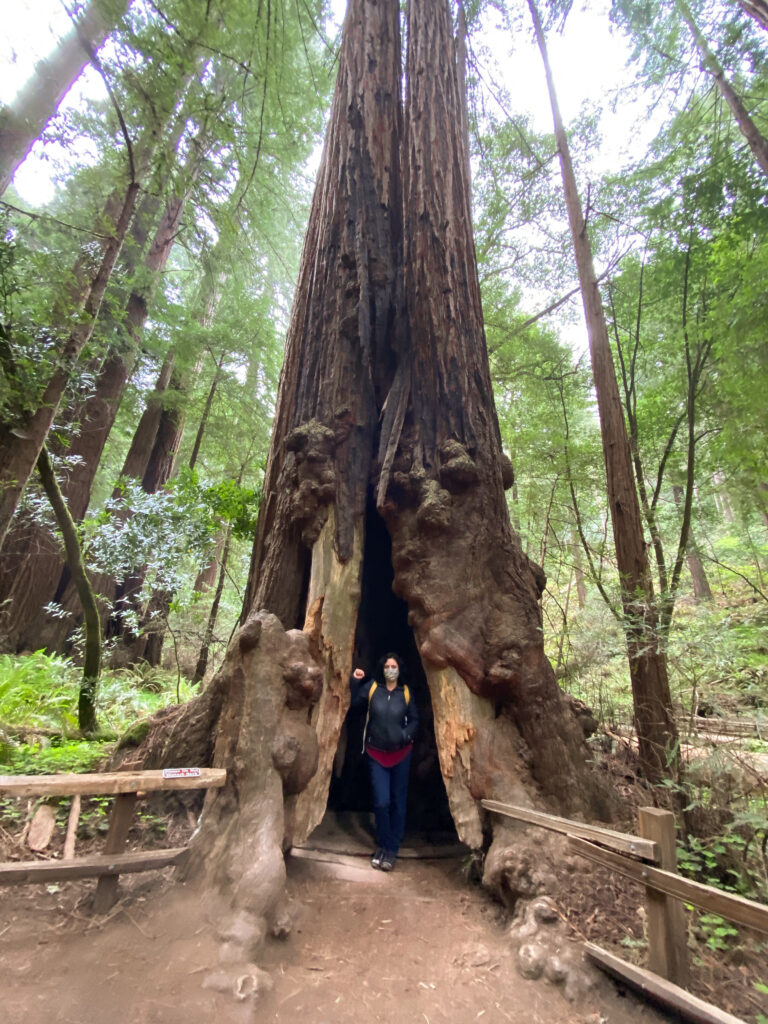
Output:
[{"xmin": 350, "ymin": 675, "xmax": 419, "ymax": 752}]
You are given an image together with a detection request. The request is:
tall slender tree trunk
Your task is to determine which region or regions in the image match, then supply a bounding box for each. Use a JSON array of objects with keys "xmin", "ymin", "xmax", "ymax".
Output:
[
  {"xmin": 0, "ymin": 179, "xmax": 141, "ymax": 553},
  {"xmin": 193, "ymin": 525, "xmax": 233, "ymax": 685},
  {"xmin": 194, "ymin": 531, "xmax": 225, "ymax": 593},
  {"xmin": 528, "ymin": 0, "xmax": 679, "ymax": 785},
  {"xmin": 0, "ymin": 153, "xmax": 197, "ymax": 652},
  {"xmin": 659, "ymin": 252, "xmax": 713, "ymax": 634},
  {"xmin": 571, "ymin": 527, "xmax": 587, "ymax": 610},
  {"xmin": 673, "ymin": 485, "xmax": 713, "ymax": 602},
  {"xmin": 713, "ymin": 469, "xmax": 735, "ymax": 523},
  {"xmin": 675, "ymin": 0, "xmax": 768, "ymax": 179},
  {"xmin": 740, "ymin": 0, "xmax": 768, "ymax": 30},
  {"xmin": 759, "ymin": 483, "xmax": 768, "ymax": 535},
  {"xmin": 0, "ymin": 0, "xmax": 130, "ymax": 196},
  {"xmin": 609, "ymin": 281, "xmax": 671, "ymax": 600},
  {"xmin": 121, "ymin": 353, "xmax": 178, "ymax": 481},
  {"xmin": 189, "ymin": 352, "xmax": 226, "ymax": 471},
  {"xmin": 36, "ymin": 446, "xmax": 101, "ymax": 733},
  {"xmin": 140, "ymin": 370, "xmax": 187, "ymax": 493}
]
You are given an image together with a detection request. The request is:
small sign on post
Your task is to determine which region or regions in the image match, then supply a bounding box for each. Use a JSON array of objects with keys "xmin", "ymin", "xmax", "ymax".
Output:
[{"xmin": 161, "ymin": 768, "xmax": 202, "ymax": 779}]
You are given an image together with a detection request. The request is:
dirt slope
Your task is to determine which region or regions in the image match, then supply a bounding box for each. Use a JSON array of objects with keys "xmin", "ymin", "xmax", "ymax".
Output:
[{"xmin": 0, "ymin": 844, "xmax": 676, "ymax": 1024}]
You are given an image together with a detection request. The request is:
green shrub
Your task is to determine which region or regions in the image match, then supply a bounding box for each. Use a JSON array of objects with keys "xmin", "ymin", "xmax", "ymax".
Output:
[
  {"xmin": 0, "ymin": 651, "xmax": 195, "ymax": 738},
  {"xmin": 0, "ymin": 739, "xmax": 110, "ymax": 775},
  {"xmin": 0, "ymin": 650, "xmax": 79, "ymax": 730}
]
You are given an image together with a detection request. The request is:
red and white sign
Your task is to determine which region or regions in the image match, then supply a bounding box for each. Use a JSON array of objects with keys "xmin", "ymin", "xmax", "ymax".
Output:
[{"xmin": 162, "ymin": 767, "xmax": 201, "ymax": 779}]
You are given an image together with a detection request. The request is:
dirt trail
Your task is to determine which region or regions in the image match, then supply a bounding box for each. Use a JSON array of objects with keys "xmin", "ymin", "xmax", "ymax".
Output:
[{"xmin": 0, "ymin": 838, "xmax": 675, "ymax": 1024}]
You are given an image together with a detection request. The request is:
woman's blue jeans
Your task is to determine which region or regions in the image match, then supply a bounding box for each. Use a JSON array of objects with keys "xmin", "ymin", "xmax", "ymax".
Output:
[{"xmin": 367, "ymin": 752, "xmax": 412, "ymax": 856}]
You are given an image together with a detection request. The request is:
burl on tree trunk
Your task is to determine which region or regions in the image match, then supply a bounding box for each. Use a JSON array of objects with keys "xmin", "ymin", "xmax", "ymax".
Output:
[{"xmin": 124, "ymin": 0, "xmax": 617, "ymax": 971}]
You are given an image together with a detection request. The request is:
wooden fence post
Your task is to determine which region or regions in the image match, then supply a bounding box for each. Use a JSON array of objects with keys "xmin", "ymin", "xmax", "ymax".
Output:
[
  {"xmin": 638, "ymin": 806, "xmax": 690, "ymax": 986},
  {"xmin": 93, "ymin": 792, "xmax": 137, "ymax": 914}
]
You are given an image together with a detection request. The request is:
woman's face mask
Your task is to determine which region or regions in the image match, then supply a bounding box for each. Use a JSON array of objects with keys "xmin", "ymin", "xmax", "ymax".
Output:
[{"xmin": 383, "ymin": 665, "xmax": 399, "ymax": 682}]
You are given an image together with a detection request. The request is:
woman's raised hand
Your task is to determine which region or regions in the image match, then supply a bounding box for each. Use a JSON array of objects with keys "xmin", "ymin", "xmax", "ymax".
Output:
[{"xmin": 353, "ymin": 667, "xmax": 365, "ymax": 680}]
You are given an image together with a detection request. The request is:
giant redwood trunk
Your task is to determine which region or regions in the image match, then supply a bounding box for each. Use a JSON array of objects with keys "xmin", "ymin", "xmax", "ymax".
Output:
[
  {"xmin": 237, "ymin": 0, "xmax": 404, "ymax": 847},
  {"xmin": 126, "ymin": 0, "xmax": 616, "ymax": 972},
  {"xmin": 367, "ymin": 0, "xmax": 609, "ymax": 845}
]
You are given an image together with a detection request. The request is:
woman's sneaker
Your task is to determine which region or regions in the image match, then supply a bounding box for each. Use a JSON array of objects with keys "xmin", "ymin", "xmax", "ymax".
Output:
[
  {"xmin": 380, "ymin": 852, "xmax": 396, "ymax": 872},
  {"xmin": 371, "ymin": 848, "xmax": 384, "ymax": 869}
]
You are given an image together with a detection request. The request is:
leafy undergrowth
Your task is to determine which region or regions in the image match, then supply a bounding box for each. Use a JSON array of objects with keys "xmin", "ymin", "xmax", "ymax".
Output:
[
  {"xmin": 0, "ymin": 651, "xmax": 198, "ymax": 844},
  {"xmin": 554, "ymin": 857, "xmax": 768, "ymax": 1024},
  {"xmin": 556, "ymin": 578, "xmax": 768, "ymax": 731},
  {"xmin": 553, "ymin": 750, "xmax": 768, "ymax": 1024},
  {"xmin": 0, "ymin": 650, "xmax": 197, "ymax": 771}
]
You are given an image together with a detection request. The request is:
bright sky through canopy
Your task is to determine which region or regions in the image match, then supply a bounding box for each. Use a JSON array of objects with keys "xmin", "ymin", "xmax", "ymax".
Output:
[{"xmin": 1, "ymin": 0, "xmax": 648, "ymax": 205}]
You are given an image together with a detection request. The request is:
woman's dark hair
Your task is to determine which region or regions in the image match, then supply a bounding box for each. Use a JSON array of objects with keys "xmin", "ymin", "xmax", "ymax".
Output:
[{"xmin": 373, "ymin": 651, "xmax": 407, "ymax": 687}]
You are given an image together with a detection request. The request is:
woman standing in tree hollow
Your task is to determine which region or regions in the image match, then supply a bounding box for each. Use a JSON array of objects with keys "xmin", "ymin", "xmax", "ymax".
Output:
[{"xmin": 350, "ymin": 652, "xmax": 419, "ymax": 871}]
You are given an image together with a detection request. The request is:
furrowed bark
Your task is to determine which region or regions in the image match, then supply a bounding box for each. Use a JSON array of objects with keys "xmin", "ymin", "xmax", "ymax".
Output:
[
  {"xmin": 243, "ymin": 0, "xmax": 403, "ymax": 628},
  {"xmin": 673, "ymin": 485, "xmax": 712, "ymax": 602},
  {"xmin": 373, "ymin": 0, "xmax": 611, "ymax": 830},
  {"xmin": 239, "ymin": 0, "xmax": 404, "ymax": 846},
  {"xmin": 193, "ymin": 524, "xmax": 232, "ymax": 685}
]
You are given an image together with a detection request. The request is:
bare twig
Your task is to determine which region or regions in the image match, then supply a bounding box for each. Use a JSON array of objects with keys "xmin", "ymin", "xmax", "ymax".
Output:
[
  {"xmin": 59, "ymin": 0, "xmax": 136, "ymax": 182},
  {"xmin": 702, "ymin": 555, "xmax": 768, "ymax": 603},
  {"xmin": 0, "ymin": 201, "xmax": 112, "ymax": 239}
]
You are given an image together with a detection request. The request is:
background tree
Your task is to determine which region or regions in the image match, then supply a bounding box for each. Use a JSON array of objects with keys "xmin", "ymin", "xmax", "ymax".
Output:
[
  {"xmin": 527, "ymin": 0, "xmax": 679, "ymax": 785},
  {"xmin": 0, "ymin": 0, "xmax": 331, "ymax": 659},
  {"xmin": 0, "ymin": 0, "xmax": 130, "ymax": 196}
]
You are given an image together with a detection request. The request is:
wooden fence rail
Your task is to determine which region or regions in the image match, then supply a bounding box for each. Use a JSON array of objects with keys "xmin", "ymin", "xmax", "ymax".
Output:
[
  {"xmin": 482, "ymin": 799, "xmax": 768, "ymax": 1024},
  {"xmin": 0, "ymin": 768, "xmax": 226, "ymax": 912},
  {"xmin": 480, "ymin": 799, "xmax": 659, "ymax": 860},
  {"xmin": 567, "ymin": 834, "xmax": 768, "ymax": 936}
]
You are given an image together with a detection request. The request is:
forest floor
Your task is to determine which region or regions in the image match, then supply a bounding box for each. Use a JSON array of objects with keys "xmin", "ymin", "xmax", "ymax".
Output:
[
  {"xmin": 0, "ymin": 845, "xmax": 662, "ymax": 1024},
  {"xmin": 2, "ymin": 803, "xmax": 765, "ymax": 1024}
]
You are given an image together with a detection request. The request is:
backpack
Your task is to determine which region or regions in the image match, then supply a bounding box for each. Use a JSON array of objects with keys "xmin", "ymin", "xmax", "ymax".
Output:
[{"xmin": 362, "ymin": 680, "xmax": 411, "ymax": 753}]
